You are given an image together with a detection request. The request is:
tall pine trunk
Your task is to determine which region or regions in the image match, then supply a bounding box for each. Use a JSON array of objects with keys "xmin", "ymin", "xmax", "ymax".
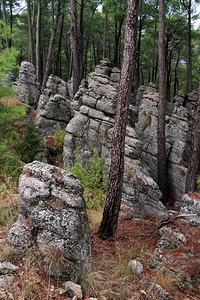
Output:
[
  {"xmin": 41, "ymin": 0, "xmax": 62, "ymax": 90},
  {"xmin": 185, "ymin": 68, "xmax": 200, "ymax": 193},
  {"xmin": 36, "ymin": 0, "xmax": 42, "ymax": 84},
  {"xmin": 27, "ymin": 0, "xmax": 34, "ymax": 64},
  {"xmin": 103, "ymin": 8, "xmax": 108, "ymax": 59},
  {"xmin": 2, "ymin": 0, "xmax": 9, "ymax": 48},
  {"xmin": 98, "ymin": 0, "xmax": 139, "ymax": 239},
  {"xmin": 157, "ymin": 0, "xmax": 168, "ymax": 204},
  {"xmin": 71, "ymin": 0, "xmax": 80, "ymax": 96}
]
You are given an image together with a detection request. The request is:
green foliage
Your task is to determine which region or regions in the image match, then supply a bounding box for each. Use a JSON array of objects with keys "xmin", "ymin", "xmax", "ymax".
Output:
[
  {"xmin": 17, "ymin": 121, "xmax": 44, "ymax": 163},
  {"xmin": 66, "ymin": 150, "xmax": 108, "ymax": 209},
  {"xmin": 197, "ymin": 175, "xmax": 200, "ymax": 189},
  {"xmin": 53, "ymin": 123, "xmax": 66, "ymax": 152},
  {"xmin": 0, "ymin": 47, "xmax": 19, "ymax": 79},
  {"xmin": 0, "ymin": 102, "xmax": 27, "ymax": 185},
  {"xmin": 0, "ymin": 84, "xmax": 17, "ymax": 99}
]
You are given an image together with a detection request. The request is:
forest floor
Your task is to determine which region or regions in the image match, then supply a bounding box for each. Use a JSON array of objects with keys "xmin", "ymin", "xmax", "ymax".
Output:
[{"xmin": 0, "ymin": 187, "xmax": 200, "ymax": 300}]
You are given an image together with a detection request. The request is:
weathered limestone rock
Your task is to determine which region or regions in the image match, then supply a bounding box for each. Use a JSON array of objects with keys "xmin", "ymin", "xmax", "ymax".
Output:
[
  {"xmin": 35, "ymin": 74, "xmax": 71, "ymax": 135},
  {"xmin": 135, "ymin": 87, "xmax": 196, "ymax": 203},
  {"xmin": 13, "ymin": 61, "xmax": 40, "ymax": 109},
  {"xmin": 63, "ymin": 60, "xmax": 168, "ymax": 219},
  {"xmin": 7, "ymin": 161, "xmax": 91, "ymax": 282},
  {"xmin": 179, "ymin": 193, "xmax": 200, "ymax": 226}
]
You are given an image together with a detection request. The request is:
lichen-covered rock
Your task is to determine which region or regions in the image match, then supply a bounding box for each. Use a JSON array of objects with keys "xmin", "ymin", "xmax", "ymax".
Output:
[
  {"xmin": 7, "ymin": 161, "xmax": 91, "ymax": 282},
  {"xmin": 35, "ymin": 74, "xmax": 71, "ymax": 135},
  {"xmin": 13, "ymin": 61, "xmax": 40, "ymax": 109},
  {"xmin": 135, "ymin": 84, "xmax": 195, "ymax": 203},
  {"xmin": 179, "ymin": 193, "xmax": 200, "ymax": 226}
]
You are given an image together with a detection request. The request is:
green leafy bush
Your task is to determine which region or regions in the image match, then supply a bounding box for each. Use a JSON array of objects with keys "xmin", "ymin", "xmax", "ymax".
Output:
[
  {"xmin": 0, "ymin": 102, "xmax": 27, "ymax": 185},
  {"xmin": 0, "ymin": 84, "xmax": 17, "ymax": 99},
  {"xmin": 17, "ymin": 120, "xmax": 44, "ymax": 163},
  {"xmin": 66, "ymin": 150, "xmax": 108, "ymax": 209},
  {"xmin": 53, "ymin": 123, "xmax": 66, "ymax": 152}
]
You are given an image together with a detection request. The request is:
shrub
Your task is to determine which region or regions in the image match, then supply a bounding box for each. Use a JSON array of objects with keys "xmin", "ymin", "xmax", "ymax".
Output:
[
  {"xmin": 17, "ymin": 120, "xmax": 44, "ymax": 163},
  {"xmin": 66, "ymin": 150, "xmax": 108, "ymax": 209},
  {"xmin": 53, "ymin": 123, "xmax": 66, "ymax": 152},
  {"xmin": 0, "ymin": 102, "xmax": 27, "ymax": 185}
]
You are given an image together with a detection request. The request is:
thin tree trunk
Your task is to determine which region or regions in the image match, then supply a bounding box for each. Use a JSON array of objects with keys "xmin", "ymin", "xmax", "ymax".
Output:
[
  {"xmin": 9, "ymin": 0, "xmax": 12, "ymax": 47},
  {"xmin": 56, "ymin": 12, "xmax": 64, "ymax": 76},
  {"xmin": 151, "ymin": 2, "xmax": 158, "ymax": 82},
  {"xmin": 103, "ymin": 8, "xmax": 108, "ymax": 59},
  {"xmin": 79, "ymin": 0, "xmax": 85, "ymax": 79},
  {"xmin": 36, "ymin": 0, "xmax": 42, "ymax": 84},
  {"xmin": 0, "ymin": 2, "xmax": 3, "ymax": 52},
  {"xmin": 27, "ymin": 0, "xmax": 34, "ymax": 64},
  {"xmin": 52, "ymin": 0, "xmax": 55, "ymax": 74},
  {"xmin": 157, "ymin": 0, "xmax": 168, "ymax": 204},
  {"xmin": 187, "ymin": 0, "xmax": 192, "ymax": 93},
  {"xmin": 2, "ymin": 0, "xmax": 9, "ymax": 48},
  {"xmin": 71, "ymin": 0, "xmax": 80, "ymax": 96},
  {"xmin": 185, "ymin": 68, "xmax": 200, "ymax": 193},
  {"xmin": 113, "ymin": 16, "xmax": 124, "ymax": 68},
  {"xmin": 41, "ymin": 0, "xmax": 62, "ymax": 90},
  {"xmin": 136, "ymin": 0, "xmax": 143, "ymax": 90},
  {"xmin": 98, "ymin": 0, "xmax": 139, "ymax": 239},
  {"xmin": 173, "ymin": 53, "xmax": 181, "ymax": 98}
]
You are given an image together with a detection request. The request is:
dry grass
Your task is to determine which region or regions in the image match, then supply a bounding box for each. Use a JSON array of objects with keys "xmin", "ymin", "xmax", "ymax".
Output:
[{"xmin": 0, "ymin": 96, "xmax": 22, "ymax": 106}]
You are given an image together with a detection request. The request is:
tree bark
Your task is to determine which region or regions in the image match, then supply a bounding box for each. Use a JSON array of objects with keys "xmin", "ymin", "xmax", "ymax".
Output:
[
  {"xmin": 103, "ymin": 8, "xmax": 108, "ymax": 59},
  {"xmin": 185, "ymin": 68, "xmax": 200, "ymax": 193},
  {"xmin": 157, "ymin": 0, "xmax": 168, "ymax": 204},
  {"xmin": 135, "ymin": 0, "xmax": 143, "ymax": 90},
  {"xmin": 56, "ymin": 12, "xmax": 64, "ymax": 76},
  {"xmin": 27, "ymin": 0, "xmax": 34, "ymax": 64},
  {"xmin": 41, "ymin": 0, "xmax": 62, "ymax": 90},
  {"xmin": 113, "ymin": 16, "xmax": 124, "ymax": 68},
  {"xmin": 36, "ymin": 0, "xmax": 42, "ymax": 84},
  {"xmin": 98, "ymin": 0, "xmax": 139, "ymax": 239},
  {"xmin": 71, "ymin": 0, "xmax": 80, "ymax": 96},
  {"xmin": 180, "ymin": 0, "xmax": 192, "ymax": 93},
  {"xmin": 2, "ymin": 0, "xmax": 9, "ymax": 48}
]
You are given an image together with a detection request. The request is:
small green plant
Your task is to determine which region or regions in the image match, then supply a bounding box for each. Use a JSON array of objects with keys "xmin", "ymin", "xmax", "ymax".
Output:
[
  {"xmin": 17, "ymin": 120, "xmax": 44, "ymax": 163},
  {"xmin": 0, "ymin": 102, "xmax": 27, "ymax": 185},
  {"xmin": 53, "ymin": 123, "xmax": 66, "ymax": 152},
  {"xmin": 66, "ymin": 149, "xmax": 108, "ymax": 209},
  {"xmin": 197, "ymin": 175, "xmax": 200, "ymax": 189}
]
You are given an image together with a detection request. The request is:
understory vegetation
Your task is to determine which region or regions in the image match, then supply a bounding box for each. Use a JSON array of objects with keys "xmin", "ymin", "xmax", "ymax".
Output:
[{"xmin": 66, "ymin": 149, "xmax": 108, "ymax": 210}]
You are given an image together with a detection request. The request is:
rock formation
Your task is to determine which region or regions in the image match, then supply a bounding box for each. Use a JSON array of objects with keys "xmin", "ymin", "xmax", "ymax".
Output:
[
  {"xmin": 7, "ymin": 161, "xmax": 91, "ymax": 282},
  {"xmin": 136, "ymin": 87, "xmax": 197, "ymax": 203},
  {"xmin": 13, "ymin": 61, "xmax": 40, "ymax": 109},
  {"xmin": 35, "ymin": 74, "xmax": 71, "ymax": 135},
  {"xmin": 63, "ymin": 59, "xmax": 168, "ymax": 219}
]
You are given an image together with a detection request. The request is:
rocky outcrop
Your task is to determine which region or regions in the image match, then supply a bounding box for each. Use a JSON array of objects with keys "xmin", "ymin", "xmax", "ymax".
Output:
[
  {"xmin": 7, "ymin": 161, "xmax": 91, "ymax": 282},
  {"xmin": 63, "ymin": 60, "xmax": 168, "ymax": 219},
  {"xmin": 35, "ymin": 74, "xmax": 71, "ymax": 135},
  {"xmin": 136, "ymin": 87, "xmax": 197, "ymax": 203},
  {"xmin": 13, "ymin": 61, "xmax": 40, "ymax": 109}
]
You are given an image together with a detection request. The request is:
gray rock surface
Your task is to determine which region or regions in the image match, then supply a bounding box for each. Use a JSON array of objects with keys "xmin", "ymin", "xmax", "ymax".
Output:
[
  {"xmin": 35, "ymin": 74, "xmax": 71, "ymax": 135},
  {"xmin": 128, "ymin": 260, "xmax": 144, "ymax": 274},
  {"xmin": 13, "ymin": 61, "xmax": 40, "ymax": 108},
  {"xmin": 63, "ymin": 60, "xmax": 168, "ymax": 219},
  {"xmin": 180, "ymin": 193, "xmax": 200, "ymax": 226},
  {"xmin": 7, "ymin": 161, "xmax": 91, "ymax": 282},
  {"xmin": 135, "ymin": 86, "xmax": 197, "ymax": 204}
]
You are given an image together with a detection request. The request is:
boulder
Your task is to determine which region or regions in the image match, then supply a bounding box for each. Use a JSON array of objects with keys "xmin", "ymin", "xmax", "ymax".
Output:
[
  {"xmin": 7, "ymin": 161, "xmax": 91, "ymax": 282},
  {"xmin": 35, "ymin": 74, "xmax": 71, "ymax": 135},
  {"xmin": 13, "ymin": 61, "xmax": 40, "ymax": 109}
]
